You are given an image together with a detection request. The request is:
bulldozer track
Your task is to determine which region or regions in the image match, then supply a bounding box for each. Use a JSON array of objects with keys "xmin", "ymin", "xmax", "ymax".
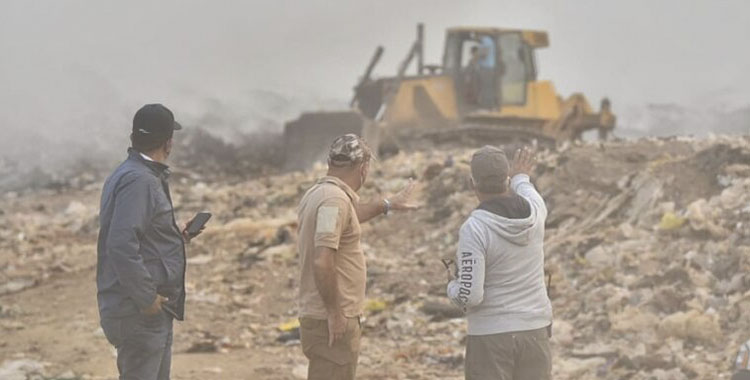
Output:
[{"xmin": 411, "ymin": 123, "xmax": 557, "ymax": 150}]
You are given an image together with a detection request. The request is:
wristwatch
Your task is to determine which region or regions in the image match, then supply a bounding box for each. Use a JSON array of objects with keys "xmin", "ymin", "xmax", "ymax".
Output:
[{"xmin": 383, "ymin": 198, "xmax": 392, "ymax": 216}]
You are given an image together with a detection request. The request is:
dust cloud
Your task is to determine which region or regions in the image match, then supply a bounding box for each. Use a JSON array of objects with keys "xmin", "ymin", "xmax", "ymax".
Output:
[{"xmin": 1, "ymin": 0, "xmax": 749, "ymax": 185}]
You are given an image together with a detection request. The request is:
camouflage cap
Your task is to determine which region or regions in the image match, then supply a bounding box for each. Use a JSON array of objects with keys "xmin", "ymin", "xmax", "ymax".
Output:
[{"xmin": 328, "ymin": 134, "xmax": 372, "ymax": 167}]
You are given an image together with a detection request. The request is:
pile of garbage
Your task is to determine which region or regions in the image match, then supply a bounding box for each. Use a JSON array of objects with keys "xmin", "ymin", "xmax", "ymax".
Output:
[{"xmin": 2, "ymin": 135, "xmax": 750, "ymax": 379}]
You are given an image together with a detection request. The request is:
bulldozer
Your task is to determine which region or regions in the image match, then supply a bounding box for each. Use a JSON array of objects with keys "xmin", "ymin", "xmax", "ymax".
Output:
[{"xmin": 283, "ymin": 23, "xmax": 615, "ymax": 171}]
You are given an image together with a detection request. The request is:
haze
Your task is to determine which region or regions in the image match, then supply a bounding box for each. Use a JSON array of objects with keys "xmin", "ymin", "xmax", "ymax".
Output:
[{"xmin": 1, "ymin": 0, "xmax": 749, "ymax": 168}]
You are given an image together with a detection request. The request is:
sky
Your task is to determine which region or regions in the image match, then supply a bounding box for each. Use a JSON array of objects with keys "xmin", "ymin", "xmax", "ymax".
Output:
[{"xmin": 1, "ymin": 0, "xmax": 749, "ymax": 160}]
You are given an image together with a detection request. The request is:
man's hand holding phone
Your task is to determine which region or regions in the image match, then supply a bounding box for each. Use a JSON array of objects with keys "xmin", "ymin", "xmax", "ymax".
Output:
[{"xmin": 182, "ymin": 212, "xmax": 211, "ymax": 243}]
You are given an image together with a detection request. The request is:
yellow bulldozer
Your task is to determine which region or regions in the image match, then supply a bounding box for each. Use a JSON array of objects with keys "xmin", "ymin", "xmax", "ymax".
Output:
[{"xmin": 284, "ymin": 24, "xmax": 615, "ymax": 170}]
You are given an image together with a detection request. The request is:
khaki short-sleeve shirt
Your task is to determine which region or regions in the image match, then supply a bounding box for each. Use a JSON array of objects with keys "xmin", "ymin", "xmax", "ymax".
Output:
[{"xmin": 297, "ymin": 176, "xmax": 366, "ymax": 319}]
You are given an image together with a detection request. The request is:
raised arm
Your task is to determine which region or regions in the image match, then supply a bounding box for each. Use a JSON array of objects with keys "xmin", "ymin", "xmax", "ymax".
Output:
[
  {"xmin": 354, "ymin": 200, "xmax": 387, "ymax": 224},
  {"xmin": 355, "ymin": 179, "xmax": 418, "ymax": 223},
  {"xmin": 509, "ymin": 147, "xmax": 547, "ymax": 219},
  {"xmin": 511, "ymin": 174, "xmax": 547, "ymax": 219}
]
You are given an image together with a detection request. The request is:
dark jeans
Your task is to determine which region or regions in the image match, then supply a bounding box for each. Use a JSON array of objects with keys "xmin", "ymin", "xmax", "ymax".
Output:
[
  {"xmin": 465, "ymin": 326, "xmax": 551, "ymax": 380},
  {"xmin": 101, "ymin": 311, "xmax": 173, "ymax": 380}
]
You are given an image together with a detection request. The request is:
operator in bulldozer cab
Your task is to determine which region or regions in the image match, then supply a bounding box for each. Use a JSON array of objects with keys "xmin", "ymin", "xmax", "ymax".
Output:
[
  {"xmin": 463, "ymin": 45, "xmax": 481, "ymax": 106},
  {"xmin": 464, "ymin": 34, "xmax": 505, "ymax": 111},
  {"xmin": 477, "ymin": 35, "xmax": 499, "ymax": 110}
]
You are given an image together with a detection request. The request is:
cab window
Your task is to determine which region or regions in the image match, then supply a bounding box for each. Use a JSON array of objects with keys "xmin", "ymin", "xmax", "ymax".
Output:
[{"xmin": 498, "ymin": 33, "xmax": 529, "ymax": 106}]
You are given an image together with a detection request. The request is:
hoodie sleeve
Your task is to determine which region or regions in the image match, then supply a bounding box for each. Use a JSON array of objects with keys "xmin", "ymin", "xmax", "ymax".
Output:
[
  {"xmin": 447, "ymin": 220, "xmax": 486, "ymax": 309},
  {"xmin": 511, "ymin": 174, "xmax": 547, "ymax": 220}
]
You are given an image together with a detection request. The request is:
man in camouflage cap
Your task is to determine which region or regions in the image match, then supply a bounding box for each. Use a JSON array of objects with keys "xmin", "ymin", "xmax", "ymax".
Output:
[
  {"xmin": 327, "ymin": 133, "xmax": 370, "ymax": 167},
  {"xmin": 296, "ymin": 134, "xmax": 417, "ymax": 380}
]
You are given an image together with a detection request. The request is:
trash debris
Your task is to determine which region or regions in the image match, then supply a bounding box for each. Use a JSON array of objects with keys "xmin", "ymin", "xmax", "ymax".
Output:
[
  {"xmin": 420, "ymin": 301, "xmax": 463, "ymax": 321},
  {"xmin": 657, "ymin": 211, "xmax": 686, "ymax": 230},
  {"xmin": 278, "ymin": 318, "xmax": 300, "ymax": 332},
  {"xmin": 2, "ymin": 135, "xmax": 750, "ymax": 379},
  {"xmin": 364, "ymin": 298, "xmax": 388, "ymax": 314},
  {"xmin": 0, "ymin": 359, "xmax": 47, "ymax": 380},
  {"xmin": 0, "ymin": 279, "xmax": 37, "ymax": 296},
  {"xmin": 657, "ymin": 310, "xmax": 722, "ymax": 345},
  {"xmin": 185, "ymin": 331, "xmax": 235, "ymax": 354},
  {"xmin": 277, "ymin": 328, "xmax": 301, "ymax": 345},
  {"xmin": 187, "ymin": 254, "xmax": 213, "ymax": 265}
]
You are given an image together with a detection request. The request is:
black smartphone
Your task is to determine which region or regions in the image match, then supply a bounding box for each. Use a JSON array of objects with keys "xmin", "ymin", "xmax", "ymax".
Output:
[{"xmin": 186, "ymin": 212, "xmax": 212, "ymax": 236}]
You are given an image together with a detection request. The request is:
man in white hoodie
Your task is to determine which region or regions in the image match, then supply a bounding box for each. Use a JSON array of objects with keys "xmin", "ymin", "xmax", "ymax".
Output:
[{"xmin": 447, "ymin": 146, "xmax": 552, "ymax": 380}]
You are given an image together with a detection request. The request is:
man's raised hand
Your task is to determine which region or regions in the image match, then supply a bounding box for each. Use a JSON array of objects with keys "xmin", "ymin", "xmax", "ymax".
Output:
[
  {"xmin": 509, "ymin": 147, "xmax": 537, "ymax": 178},
  {"xmin": 389, "ymin": 178, "xmax": 419, "ymax": 211}
]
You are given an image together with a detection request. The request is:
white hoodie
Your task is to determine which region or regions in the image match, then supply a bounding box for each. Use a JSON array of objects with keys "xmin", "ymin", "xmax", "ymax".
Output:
[{"xmin": 447, "ymin": 174, "xmax": 553, "ymax": 336}]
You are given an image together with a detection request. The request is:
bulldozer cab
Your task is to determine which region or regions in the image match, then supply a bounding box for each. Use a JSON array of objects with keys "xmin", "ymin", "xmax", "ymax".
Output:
[
  {"xmin": 283, "ymin": 24, "xmax": 614, "ymax": 171},
  {"xmin": 442, "ymin": 28, "xmax": 547, "ymax": 114}
]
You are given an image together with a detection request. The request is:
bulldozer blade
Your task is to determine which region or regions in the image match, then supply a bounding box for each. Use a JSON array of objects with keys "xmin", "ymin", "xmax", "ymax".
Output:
[{"xmin": 283, "ymin": 111, "xmax": 371, "ymax": 171}]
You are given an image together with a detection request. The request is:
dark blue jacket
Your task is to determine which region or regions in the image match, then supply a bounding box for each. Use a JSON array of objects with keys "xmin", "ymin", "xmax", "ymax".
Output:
[{"xmin": 97, "ymin": 149, "xmax": 186, "ymax": 320}]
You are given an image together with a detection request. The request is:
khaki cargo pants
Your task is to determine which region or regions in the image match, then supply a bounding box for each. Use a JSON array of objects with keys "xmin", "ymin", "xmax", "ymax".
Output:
[
  {"xmin": 299, "ymin": 317, "xmax": 361, "ymax": 380},
  {"xmin": 465, "ymin": 326, "xmax": 551, "ymax": 380}
]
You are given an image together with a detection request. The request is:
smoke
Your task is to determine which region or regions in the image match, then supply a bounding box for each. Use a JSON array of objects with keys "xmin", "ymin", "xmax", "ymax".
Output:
[
  {"xmin": 177, "ymin": 90, "xmax": 343, "ymax": 140},
  {"xmin": 617, "ymin": 87, "xmax": 750, "ymax": 137},
  {"xmin": 619, "ymin": 103, "xmax": 750, "ymax": 138},
  {"xmin": 0, "ymin": 87, "xmax": 344, "ymax": 190}
]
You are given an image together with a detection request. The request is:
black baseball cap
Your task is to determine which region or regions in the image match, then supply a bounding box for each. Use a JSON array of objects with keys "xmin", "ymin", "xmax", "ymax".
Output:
[{"xmin": 131, "ymin": 104, "xmax": 182, "ymax": 150}]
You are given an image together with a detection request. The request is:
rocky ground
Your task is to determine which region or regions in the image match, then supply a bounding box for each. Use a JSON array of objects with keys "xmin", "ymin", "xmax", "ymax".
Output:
[{"xmin": 2, "ymin": 135, "xmax": 750, "ymax": 379}]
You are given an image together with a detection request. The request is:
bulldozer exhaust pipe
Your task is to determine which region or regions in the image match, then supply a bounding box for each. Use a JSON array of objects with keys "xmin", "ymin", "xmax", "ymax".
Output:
[{"xmin": 417, "ymin": 23, "xmax": 424, "ymax": 75}]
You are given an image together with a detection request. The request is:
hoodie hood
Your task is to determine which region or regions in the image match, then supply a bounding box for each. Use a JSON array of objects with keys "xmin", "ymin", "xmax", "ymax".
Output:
[{"xmin": 471, "ymin": 196, "xmax": 536, "ymax": 246}]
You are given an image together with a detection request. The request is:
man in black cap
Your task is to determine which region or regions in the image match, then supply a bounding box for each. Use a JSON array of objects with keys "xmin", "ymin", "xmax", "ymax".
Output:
[{"xmin": 97, "ymin": 104, "xmax": 198, "ymax": 380}]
